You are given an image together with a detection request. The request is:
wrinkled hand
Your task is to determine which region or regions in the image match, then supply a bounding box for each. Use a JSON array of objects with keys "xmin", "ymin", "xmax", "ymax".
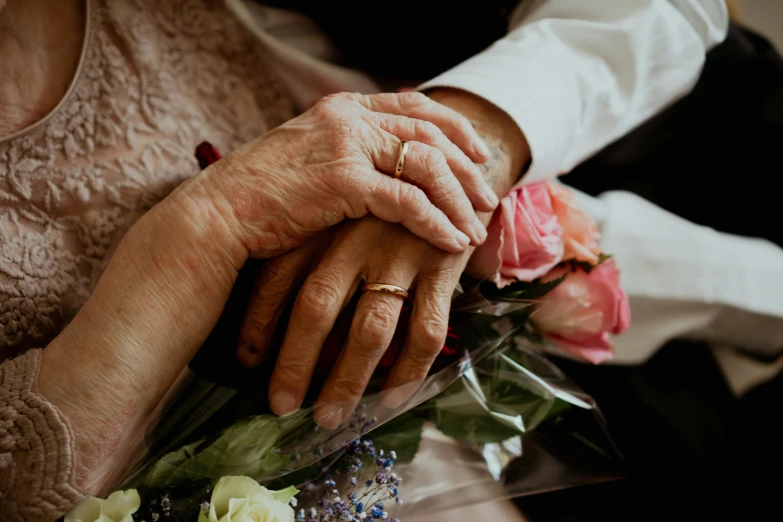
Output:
[
  {"xmin": 38, "ymin": 90, "xmax": 500, "ymax": 492},
  {"xmin": 237, "ymin": 217, "xmax": 469, "ymax": 428},
  {"xmin": 236, "ymin": 88, "xmax": 529, "ymax": 429},
  {"xmin": 202, "ymin": 91, "xmax": 499, "ymax": 258}
]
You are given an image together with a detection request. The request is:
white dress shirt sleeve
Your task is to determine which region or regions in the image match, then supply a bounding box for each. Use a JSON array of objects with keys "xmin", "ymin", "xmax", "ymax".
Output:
[
  {"xmin": 571, "ymin": 188, "xmax": 783, "ymax": 365},
  {"xmin": 418, "ymin": 0, "xmax": 729, "ymax": 183}
]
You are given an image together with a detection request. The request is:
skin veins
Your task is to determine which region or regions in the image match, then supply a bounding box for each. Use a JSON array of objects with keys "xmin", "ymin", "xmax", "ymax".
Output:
[{"xmin": 426, "ymin": 87, "xmax": 531, "ymax": 219}]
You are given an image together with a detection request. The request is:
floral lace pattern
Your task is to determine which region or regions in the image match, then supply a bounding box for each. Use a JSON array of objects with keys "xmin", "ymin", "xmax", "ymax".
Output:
[{"xmin": 0, "ymin": 0, "xmax": 294, "ymax": 354}]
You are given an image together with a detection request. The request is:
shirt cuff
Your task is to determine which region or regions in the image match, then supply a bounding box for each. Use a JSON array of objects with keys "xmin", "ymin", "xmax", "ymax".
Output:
[{"xmin": 419, "ymin": 35, "xmax": 580, "ymax": 185}]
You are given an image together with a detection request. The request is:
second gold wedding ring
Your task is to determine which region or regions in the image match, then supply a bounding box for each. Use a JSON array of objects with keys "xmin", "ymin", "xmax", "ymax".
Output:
[
  {"xmin": 394, "ymin": 139, "xmax": 409, "ymax": 179},
  {"xmin": 362, "ymin": 283, "xmax": 410, "ymax": 300}
]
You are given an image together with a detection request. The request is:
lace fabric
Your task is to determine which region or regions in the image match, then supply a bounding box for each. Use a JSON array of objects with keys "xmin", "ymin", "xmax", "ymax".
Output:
[
  {"xmin": 0, "ymin": 0, "xmax": 294, "ymax": 355},
  {"xmin": 0, "ymin": 349, "xmax": 81, "ymax": 521},
  {"xmin": 0, "ymin": 0, "xmax": 294, "ymax": 517}
]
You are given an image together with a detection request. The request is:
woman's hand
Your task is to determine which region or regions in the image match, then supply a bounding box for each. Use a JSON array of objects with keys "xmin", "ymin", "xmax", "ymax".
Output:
[
  {"xmin": 236, "ymin": 88, "xmax": 531, "ymax": 429},
  {"xmin": 199, "ymin": 91, "xmax": 499, "ymax": 258},
  {"xmin": 37, "ymin": 91, "xmax": 498, "ymax": 492},
  {"xmin": 237, "ymin": 217, "xmax": 470, "ymax": 427}
]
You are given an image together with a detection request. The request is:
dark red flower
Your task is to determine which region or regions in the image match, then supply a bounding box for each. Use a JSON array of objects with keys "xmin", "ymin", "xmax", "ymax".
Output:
[
  {"xmin": 195, "ymin": 141, "xmax": 222, "ymax": 169},
  {"xmin": 441, "ymin": 326, "xmax": 459, "ymax": 357}
]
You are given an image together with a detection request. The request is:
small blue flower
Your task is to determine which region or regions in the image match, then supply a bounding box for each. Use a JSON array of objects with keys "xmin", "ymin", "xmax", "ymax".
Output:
[
  {"xmin": 350, "ymin": 477, "xmax": 358, "ymax": 486},
  {"xmin": 365, "ymin": 480, "xmax": 373, "ymax": 488},
  {"xmin": 325, "ymin": 479, "xmax": 336, "ymax": 488},
  {"xmin": 389, "ymin": 451, "xmax": 397, "ymax": 460},
  {"xmin": 357, "ymin": 502, "xmax": 364, "ymax": 512}
]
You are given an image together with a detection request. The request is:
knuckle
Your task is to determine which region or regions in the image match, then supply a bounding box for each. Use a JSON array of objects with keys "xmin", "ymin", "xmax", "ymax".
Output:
[
  {"xmin": 259, "ymin": 259, "xmax": 294, "ymax": 289},
  {"xmin": 356, "ymin": 300, "xmax": 397, "ymax": 349},
  {"xmin": 245, "ymin": 304, "xmax": 273, "ymax": 334},
  {"xmin": 414, "ymin": 318, "xmax": 449, "ymax": 354},
  {"xmin": 397, "ymin": 181, "xmax": 424, "ymax": 208},
  {"xmin": 414, "ymin": 120, "xmax": 442, "ymax": 142},
  {"xmin": 329, "ymin": 376, "xmax": 367, "ymax": 400},
  {"xmin": 420, "ymin": 146, "xmax": 448, "ymax": 174},
  {"xmin": 297, "ymin": 274, "xmax": 343, "ymax": 318},
  {"xmin": 274, "ymin": 357, "xmax": 308, "ymax": 386},
  {"xmin": 312, "ymin": 95, "xmax": 341, "ymax": 119},
  {"xmin": 403, "ymin": 346, "xmax": 439, "ymax": 376},
  {"xmin": 399, "ymin": 91, "xmax": 428, "ymax": 107}
]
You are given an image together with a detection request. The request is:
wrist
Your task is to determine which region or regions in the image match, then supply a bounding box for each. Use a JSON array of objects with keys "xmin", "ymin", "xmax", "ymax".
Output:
[{"xmin": 425, "ymin": 87, "xmax": 530, "ymax": 195}]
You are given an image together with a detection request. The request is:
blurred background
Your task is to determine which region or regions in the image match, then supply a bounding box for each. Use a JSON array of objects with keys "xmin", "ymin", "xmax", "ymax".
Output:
[{"xmin": 736, "ymin": 0, "xmax": 783, "ymax": 49}]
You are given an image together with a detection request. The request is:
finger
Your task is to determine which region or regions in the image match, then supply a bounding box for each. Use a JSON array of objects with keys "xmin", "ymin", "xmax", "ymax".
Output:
[
  {"xmin": 382, "ymin": 271, "xmax": 454, "ymax": 409},
  {"xmin": 375, "ymin": 113, "xmax": 498, "ymax": 212},
  {"xmin": 314, "ymin": 271, "xmax": 414, "ymax": 429},
  {"xmin": 367, "ymin": 130, "xmax": 487, "ymax": 247},
  {"xmin": 357, "ymin": 171, "xmax": 470, "ymax": 254},
  {"xmin": 356, "ymin": 91, "xmax": 491, "ymax": 162},
  {"xmin": 237, "ymin": 241, "xmax": 320, "ymax": 369},
  {"xmin": 268, "ymin": 251, "xmax": 360, "ymax": 417}
]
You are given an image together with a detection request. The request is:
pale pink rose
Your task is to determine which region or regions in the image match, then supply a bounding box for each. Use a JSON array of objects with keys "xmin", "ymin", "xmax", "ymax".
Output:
[
  {"xmin": 534, "ymin": 259, "xmax": 630, "ymax": 364},
  {"xmin": 467, "ymin": 183, "xmax": 564, "ymax": 287},
  {"xmin": 547, "ymin": 182, "xmax": 601, "ymax": 264}
]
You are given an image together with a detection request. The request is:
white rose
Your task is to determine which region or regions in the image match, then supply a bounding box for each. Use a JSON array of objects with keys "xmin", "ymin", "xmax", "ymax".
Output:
[
  {"xmin": 65, "ymin": 489, "xmax": 141, "ymax": 522},
  {"xmin": 199, "ymin": 476, "xmax": 298, "ymax": 522}
]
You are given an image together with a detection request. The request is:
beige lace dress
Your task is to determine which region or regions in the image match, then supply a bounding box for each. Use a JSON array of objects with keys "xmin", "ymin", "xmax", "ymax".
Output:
[{"xmin": 0, "ymin": 0, "xmax": 293, "ymax": 519}]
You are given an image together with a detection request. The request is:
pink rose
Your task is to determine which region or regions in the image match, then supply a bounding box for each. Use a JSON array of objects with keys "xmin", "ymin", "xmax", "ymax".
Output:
[
  {"xmin": 467, "ymin": 182, "xmax": 564, "ymax": 287},
  {"xmin": 534, "ymin": 259, "xmax": 630, "ymax": 364},
  {"xmin": 547, "ymin": 183, "xmax": 601, "ymax": 264}
]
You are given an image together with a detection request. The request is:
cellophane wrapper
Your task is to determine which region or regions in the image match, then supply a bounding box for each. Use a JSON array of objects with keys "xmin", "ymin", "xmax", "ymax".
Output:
[{"xmin": 118, "ymin": 264, "xmax": 622, "ymax": 516}]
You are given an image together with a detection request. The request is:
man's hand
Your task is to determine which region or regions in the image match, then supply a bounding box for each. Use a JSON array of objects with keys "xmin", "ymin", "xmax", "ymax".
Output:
[{"xmin": 237, "ymin": 89, "xmax": 530, "ymax": 428}]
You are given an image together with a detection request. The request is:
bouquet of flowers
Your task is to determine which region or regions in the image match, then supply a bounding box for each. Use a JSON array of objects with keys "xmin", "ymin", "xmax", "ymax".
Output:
[{"xmin": 63, "ymin": 145, "xmax": 630, "ymax": 522}]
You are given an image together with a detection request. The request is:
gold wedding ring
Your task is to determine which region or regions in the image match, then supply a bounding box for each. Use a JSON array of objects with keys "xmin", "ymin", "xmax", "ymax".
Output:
[
  {"xmin": 362, "ymin": 283, "xmax": 410, "ymax": 300},
  {"xmin": 394, "ymin": 139, "xmax": 409, "ymax": 179}
]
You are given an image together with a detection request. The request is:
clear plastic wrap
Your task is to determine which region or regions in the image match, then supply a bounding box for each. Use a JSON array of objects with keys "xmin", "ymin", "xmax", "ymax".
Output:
[{"xmin": 118, "ymin": 269, "xmax": 622, "ymax": 518}]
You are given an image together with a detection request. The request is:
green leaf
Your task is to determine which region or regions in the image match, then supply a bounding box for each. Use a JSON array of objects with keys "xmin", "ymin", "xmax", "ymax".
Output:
[
  {"xmin": 505, "ymin": 273, "xmax": 567, "ymax": 300},
  {"xmin": 567, "ymin": 253, "xmax": 612, "ymax": 273},
  {"xmin": 141, "ymin": 412, "xmax": 310, "ymax": 488},
  {"xmin": 272, "ymin": 485, "xmax": 299, "ymax": 504},
  {"xmin": 427, "ymin": 348, "xmax": 573, "ymax": 444},
  {"xmin": 367, "ymin": 413, "xmax": 424, "ymax": 464}
]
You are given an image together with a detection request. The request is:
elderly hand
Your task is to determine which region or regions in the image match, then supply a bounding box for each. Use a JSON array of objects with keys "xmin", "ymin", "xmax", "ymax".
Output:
[
  {"xmin": 200, "ymin": 91, "xmax": 499, "ymax": 257},
  {"xmin": 237, "ymin": 88, "xmax": 530, "ymax": 428},
  {"xmin": 38, "ymin": 90, "xmax": 498, "ymax": 492}
]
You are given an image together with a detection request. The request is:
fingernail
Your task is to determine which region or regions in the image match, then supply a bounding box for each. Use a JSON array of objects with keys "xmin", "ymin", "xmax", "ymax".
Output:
[
  {"xmin": 270, "ymin": 390, "xmax": 299, "ymax": 416},
  {"xmin": 314, "ymin": 403, "xmax": 346, "ymax": 430},
  {"xmin": 455, "ymin": 230, "xmax": 470, "ymax": 249},
  {"xmin": 485, "ymin": 189, "xmax": 499, "ymax": 208},
  {"xmin": 474, "ymin": 139, "xmax": 491, "ymax": 161},
  {"xmin": 473, "ymin": 217, "xmax": 487, "ymax": 244}
]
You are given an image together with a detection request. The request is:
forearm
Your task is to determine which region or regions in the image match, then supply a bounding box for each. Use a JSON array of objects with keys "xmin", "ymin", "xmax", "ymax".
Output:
[{"xmin": 39, "ymin": 172, "xmax": 243, "ymax": 491}]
